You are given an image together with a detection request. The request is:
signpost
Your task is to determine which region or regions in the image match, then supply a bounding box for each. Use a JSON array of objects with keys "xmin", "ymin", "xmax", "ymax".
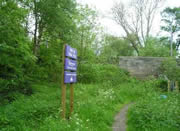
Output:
[
  {"xmin": 61, "ymin": 44, "xmax": 77, "ymax": 119},
  {"xmin": 64, "ymin": 71, "xmax": 77, "ymax": 83},
  {"xmin": 64, "ymin": 58, "xmax": 77, "ymax": 71},
  {"xmin": 65, "ymin": 45, "xmax": 77, "ymax": 59}
]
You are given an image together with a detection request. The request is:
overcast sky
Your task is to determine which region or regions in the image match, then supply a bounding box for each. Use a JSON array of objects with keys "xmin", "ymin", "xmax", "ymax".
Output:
[{"xmin": 77, "ymin": 0, "xmax": 180, "ymax": 37}]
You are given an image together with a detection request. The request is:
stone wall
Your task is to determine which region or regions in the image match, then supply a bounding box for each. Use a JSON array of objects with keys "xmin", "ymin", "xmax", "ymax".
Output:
[{"xmin": 119, "ymin": 56, "xmax": 165, "ymax": 78}]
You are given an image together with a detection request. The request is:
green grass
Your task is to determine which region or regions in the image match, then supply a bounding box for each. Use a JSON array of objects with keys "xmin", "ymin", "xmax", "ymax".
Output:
[
  {"xmin": 0, "ymin": 76, "xmax": 179, "ymax": 131},
  {"xmin": 0, "ymin": 78, "xmax": 151, "ymax": 131}
]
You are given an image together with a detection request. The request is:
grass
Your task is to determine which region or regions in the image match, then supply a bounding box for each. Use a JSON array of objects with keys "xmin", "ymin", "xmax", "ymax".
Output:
[
  {"xmin": 0, "ymin": 68, "xmax": 179, "ymax": 131},
  {"xmin": 0, "ymin": 78, "xmax": 151, "ymax": 131}
]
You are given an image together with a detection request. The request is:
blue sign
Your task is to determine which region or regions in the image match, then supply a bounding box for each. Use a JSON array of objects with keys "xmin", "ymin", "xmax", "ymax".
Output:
[
  {"xmin": 65, "ymin": 45, "xmax": 77, "ymax": 60},
  {"xmin": 64, "ymin": 58, "xmax": 77, "ymax": 71},
  {"xmin": 64, "ymin": 71, "xmax": 77, "ymax": 83}
]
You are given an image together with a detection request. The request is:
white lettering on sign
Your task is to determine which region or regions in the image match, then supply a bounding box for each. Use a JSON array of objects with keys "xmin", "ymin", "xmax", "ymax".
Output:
[
  {"xmin": 68, "ymin": 61, "xmax": 75, "ymax": 66},
  {"xmin": 70, "ymin": 77, "xmax": 73, "ymax": 82},
  {"xmin": 66, "ymin": 73, "xmax": 76, "ymax": 76},
  {"xmin": 65, "ymin": 45, "xmax": 77, "ymax": 59},
  {"xmin": 68, "ymin": 52, "xmax": 76, "ymax": 58}
]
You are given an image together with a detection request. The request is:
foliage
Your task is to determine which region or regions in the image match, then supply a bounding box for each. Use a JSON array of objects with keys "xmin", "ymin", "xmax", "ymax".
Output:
[
  {"xmin": 28, "ymin": 3, "xmax": 99, "ymax": 82},
  {"xmin": 23, "ymin": 0, "xmax": 77, "ymax": 55},
  {"xmin": 112, "ymin": 0, "xmax": 164, "ymax": 55},
  {"xmin": 72, "ymin": 5, "xmax": 100, "ymax": 64},
  {"xmin": 78, "ymin": 64, "xmax": 129, "ymax": 85},
  {"xmin": 1, "ymin": 1, "xmax": 179, "ymax": 130},
  {"xmin": 128, "ymin": 92, "xmax": 180, "ymax": 131},
  {"xmin": 0, "ymin": 0, "xmax": 100, "ymax": 103},
  {"xmin": 161, "ymin": 7, "xmax": 180, "ymax": 34},
  {"xmin": 23, "ymin": 0, "xmax": 78, "ymax": 81},
  {"xmin": 161, "ymin": 58, "xmax": 180, "ymax": 81},
  {"xmin": 99, "ymin": 35, "xmax": 134, "ymax": 62},
  {"xmin": 0, "ymin": 69, "xmax": 157, "ymax": 131},
  {"xmin": 139, "ymin": 37, "xmax": 174, "ymax": 57},
  {"xmin": 0, "ymin": 60, "xmax": 179, "ymax": 130},
  {"xmin": 34, "ymin": 40, "xmax": 63, "ymax": 82},
  {"xmin": 0, "ymin": 1, "xmax": 35, "ymax": 103},
  {"xmin": 161, "ymin": 7, "xmax": 180, "ymax": 51}
]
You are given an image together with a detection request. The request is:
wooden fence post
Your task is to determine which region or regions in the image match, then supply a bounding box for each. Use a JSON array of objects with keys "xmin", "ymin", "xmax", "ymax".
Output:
[
  {"xmin": 61, "ymin": 44, "xmax": 66, "ymax": 119},
  {"xmin": 69, "ymin": 83, "xmax": 74, "ymax": 117}
]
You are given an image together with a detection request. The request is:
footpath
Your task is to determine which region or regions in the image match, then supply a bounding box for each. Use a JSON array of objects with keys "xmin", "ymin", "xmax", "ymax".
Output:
[{"xmin": 112, "ymin": 104, "xmax": 132, "ymax": 131}]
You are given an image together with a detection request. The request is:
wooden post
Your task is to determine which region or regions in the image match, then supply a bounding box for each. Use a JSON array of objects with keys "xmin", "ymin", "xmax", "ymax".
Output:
[
  {"xmin": 175, "ymin": 81, "xmax": 179, "ymax": 92},
  {"xmin": 168, "ymin": 80, "xmax": 170, "ymax": 92},
  {"xmin": 69, "ymin": 83, "xmax": 74, "ymax": 117},
  {"xmin": 61, "ymin": 44, "xmax": 66, "ymax": 119}
]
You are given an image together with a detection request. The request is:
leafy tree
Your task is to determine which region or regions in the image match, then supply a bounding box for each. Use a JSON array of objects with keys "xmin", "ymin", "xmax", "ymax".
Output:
[
  {"xmin": 99, "ymin": 35, "xmax": 134, "ymax": 63},
  {"xmin": 22, "ymin": 0, "xmax": 79, "ymax": 81},
  {"xmin": 0, "ymin": 0, "xmax": 35, "ymax": 102},
  {"xmin": 161, "ymin": 7, "xmax": 180, "ymax": 35},
  {"xmin": 139, "ymin": 37, "xmax": 175, "ymax": 57},
  {"xmin": 24, "ymin": 0, "xmax": 77, "ymax": 56},
  {"xmin": 73, "ymin": 5, "xmax": 99, "ymax": 61},
  {"xmin": 161, "ymin": 7, "xmax": 180, "ymax": 55}
]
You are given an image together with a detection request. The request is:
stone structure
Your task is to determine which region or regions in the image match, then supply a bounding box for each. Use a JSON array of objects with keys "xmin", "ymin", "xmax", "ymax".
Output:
[{"xmin": 119, "ymin": 56, "xmax": 165, "ymax": 78}]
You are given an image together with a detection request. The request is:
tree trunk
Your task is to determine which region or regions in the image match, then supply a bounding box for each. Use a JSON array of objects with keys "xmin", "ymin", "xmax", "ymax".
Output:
[{"xmin": 33, "ymin": 0, "xmax": 38, "ymax": 56}]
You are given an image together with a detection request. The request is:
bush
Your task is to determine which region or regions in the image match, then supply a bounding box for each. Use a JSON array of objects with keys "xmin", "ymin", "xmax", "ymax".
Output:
[
  {"xmin": 161, "ymin": 58, "xmax": 180, "ymax": 81},
  {"xmin": 0, "ymin": 2, "xmax": 36, "ymax": 104},
  {"xmin": 35, "ymin": 42, "xmax": 63, "ymax": 82},
  {"xmin": 128, "ymin": 92, "xmax": 180, "ymax": 131},
  {"xmin": 0, "ymin": 41, "xmax": 35, "ymax": 104},
  {"xmin": 139, "ymin": 37, "xmax": 174, "ymax": 57},
  {"xmin": 78, "ymin": 64, "xmax": 129, "ymax": 85},
  {"xmin": 0, "ymin": 76, "xmax": 155, "ymax": 130}
]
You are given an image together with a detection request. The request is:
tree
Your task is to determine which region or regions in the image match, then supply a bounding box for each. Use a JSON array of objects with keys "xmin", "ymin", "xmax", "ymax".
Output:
[
  {"xmin": 161, "ymin": 7, "xmax": 180, "ymax": 55},
  {"xmin": 99, "ymin": 35, "xmax": 134, "ymax": 63},
  {"xmin": 0, "ymin": 0, "xmax": 35, "ymax": 101},
  {"xmin": 20, "ymin": 0, "xmax": 79, "ymax": 81},
  {"xmin": 139, "ymin": 37, "xmax": 174, "ymax": 57},
  {"xmin": 24, "ymin": 0, "xmax": 77, "ymax": 56},
  {"xmin": 112, "ymin": 0, "xmax": 163, "ymax": 55},
  {"xmin": 72, "ymin": 5, "xmax": 100, "ymax": 63},
  {"xmin": 0, "ymin": 0, "xmax": 103, "ymax": 103}
]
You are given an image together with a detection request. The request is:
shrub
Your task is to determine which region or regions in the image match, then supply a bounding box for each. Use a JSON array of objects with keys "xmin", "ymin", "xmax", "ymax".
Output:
[
  {"xmin": 0, "ymin": 2, "xmax": 36, "ymax": 103},
  {"xmin": 161, "ymin": 58, "xmax": 180, "ymax": 81},
  {"xmin": 0, "ymin": 41, "xmax": 35, "ymax": 104},
  {"xmin": 139, "ymin": 37, "xmax": 174, "ymax": 57},
  {"xmin": 78, "ymin": 64, "xmax": 129, "ymax": 84},
  {"xmin": 128, "ymin": 92, "xmax": 180, "ymax": 131}
]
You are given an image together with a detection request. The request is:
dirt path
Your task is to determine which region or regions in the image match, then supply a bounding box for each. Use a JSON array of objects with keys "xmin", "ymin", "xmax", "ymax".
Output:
[{"xmin": 112, "ymin": 104, "xmax": 132, "ymax": 131}]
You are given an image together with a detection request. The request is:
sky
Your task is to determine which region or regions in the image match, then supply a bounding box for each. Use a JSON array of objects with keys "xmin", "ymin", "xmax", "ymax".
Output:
[{"xmin": 77, "ymin": 0, "xmax": 180, "ymax": 37}]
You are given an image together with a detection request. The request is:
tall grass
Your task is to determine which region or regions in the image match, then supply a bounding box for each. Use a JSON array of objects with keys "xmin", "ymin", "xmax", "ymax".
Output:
[
  {"xmin": 1, "ymin": 64, "xmax": 179, "ymax": 131},
  {"xmin": 0, "ymin": 63, "xmax": 153, "ymax": 130}
]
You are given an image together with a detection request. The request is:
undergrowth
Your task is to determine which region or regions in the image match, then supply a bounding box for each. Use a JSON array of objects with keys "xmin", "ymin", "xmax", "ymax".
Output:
[
  {"xmin": 0, "ymin": 78, "xmax": 152, "ymax": 131},
  {"xmin": 127, "ymin": 91, "xmax": 180, "ymax": 131},
  {"xmin": 0, "ymin": 64, "xmax": 179, "ymax": 131}
]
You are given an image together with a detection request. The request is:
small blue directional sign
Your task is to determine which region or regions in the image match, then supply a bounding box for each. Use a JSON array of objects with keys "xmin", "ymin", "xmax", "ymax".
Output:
[
  {"xmin": 64, "ymin": 71, "xmax": 77, "ymax": 83},
  {"xmin": 64, "ymin": 58, "xmax": 77, "ymax": 71},
  {"xmin": 65, "ymin": 45, "xmax": 77, "ymax": 60}
]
